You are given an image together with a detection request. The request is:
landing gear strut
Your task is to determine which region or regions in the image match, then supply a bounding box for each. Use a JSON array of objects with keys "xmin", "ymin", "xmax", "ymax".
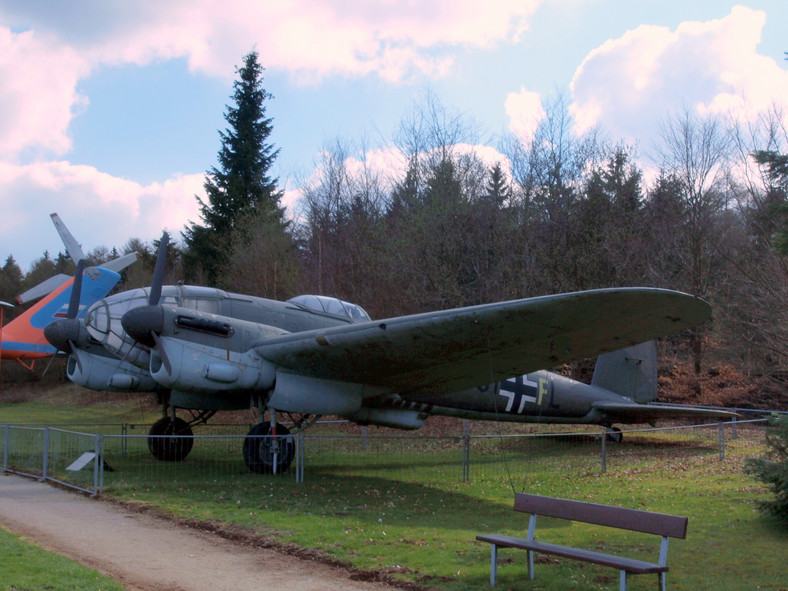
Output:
[
  {"xmin": 605, "ymin": 426, "xmax": 623, "ymax": 443},
  {"xmin": 242, "ymin": 423, "xmax": 296, "ymax": 474}
]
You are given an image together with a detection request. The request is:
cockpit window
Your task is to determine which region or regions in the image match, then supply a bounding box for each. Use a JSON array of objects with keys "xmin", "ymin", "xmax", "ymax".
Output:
[
  {"xmin": 288, "ymin": 295, "xmax": 371, "ymax": 322},
  {"xmin": 181, "ymin": 297, "xmax": 220, "ymax": 314}
]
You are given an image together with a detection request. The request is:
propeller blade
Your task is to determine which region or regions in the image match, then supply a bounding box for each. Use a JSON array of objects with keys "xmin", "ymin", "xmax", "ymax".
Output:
[
  {"xmin": 67, "ymin": 260, "xmax": 85, "ymax": 319},
  {"xmin": 68, "ymin": 340, "xmax": 83, "ymax": 374},
  {"xmin": 149, "ymin": 232, "xmax": 169, "ymax": 306},
  {"xmin": 41, "ymin": 353, "xmax": 57, "ymax": 377},
  {"xmin": 151, "ymin": 331, "xmax": 172, "ymax": 375}
]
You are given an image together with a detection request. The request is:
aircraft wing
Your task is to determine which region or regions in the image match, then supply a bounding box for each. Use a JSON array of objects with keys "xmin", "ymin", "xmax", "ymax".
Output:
[
  {"xmin": 590, "ymin": 402, "xmax": 738, "ymax": 423},
  {"xmin": 255, "ymin": 288, "xmax": 711, "ymax": 395}
]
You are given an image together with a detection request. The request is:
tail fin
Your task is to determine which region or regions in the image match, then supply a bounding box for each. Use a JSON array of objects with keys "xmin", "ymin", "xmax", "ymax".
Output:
[
  {"xmin": 2, "ymin": 267, "xmax": 120, "ymax": 361},
  {"xmin": 591, "ymin": 341, "xmax": 657, "ymax": 403}
]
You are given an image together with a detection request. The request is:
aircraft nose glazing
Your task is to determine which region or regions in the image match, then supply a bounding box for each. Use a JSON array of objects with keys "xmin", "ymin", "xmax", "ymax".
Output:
[{"xmin": 121, "ymin": 305, "xmax": 165, "ymax": 347}]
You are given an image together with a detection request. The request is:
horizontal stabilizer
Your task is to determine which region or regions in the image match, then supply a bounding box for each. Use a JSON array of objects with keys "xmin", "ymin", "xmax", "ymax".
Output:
[
  {"xmin": 101, "ymin": 252, "xmax": 140, "ymax": 273},
  {"xmin": 591, "ymin": 401, "xmax": 737, "ymax": 424},
  {"xmin": 50, "ymin": 213, "xmax": 85, "ymax": 264},
  {"xmin": 17, "ymin": 274, "xmax": 71, "ymax": 304}
]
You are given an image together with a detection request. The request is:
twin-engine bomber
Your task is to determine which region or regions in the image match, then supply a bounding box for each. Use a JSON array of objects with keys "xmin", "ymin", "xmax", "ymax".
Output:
[{"xmin": 44, "ymin": 233, "xmax": 734, "ymax": 474}]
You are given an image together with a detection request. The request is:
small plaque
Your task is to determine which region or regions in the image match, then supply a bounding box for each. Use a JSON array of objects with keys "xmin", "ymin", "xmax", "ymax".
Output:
[{"xmin": 66, "ymin": 452, "xmax": 95, "ymax": 471}]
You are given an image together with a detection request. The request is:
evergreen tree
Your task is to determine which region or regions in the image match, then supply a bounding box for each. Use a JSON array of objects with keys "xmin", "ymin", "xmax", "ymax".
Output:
[
  {"xmin": 183, "ymin": 50, "xmax": 283, "ymax": 283},
  {"xmin": 0, "ymin": 255, "xmax": 23, "ymax": 310},
  {"xmin": 485, "ymin": 162, "xmax": 511, "ymax": 207},
  {"xmin": 745, "ymin": 415, "xmax": 788, "ymax": 523}
]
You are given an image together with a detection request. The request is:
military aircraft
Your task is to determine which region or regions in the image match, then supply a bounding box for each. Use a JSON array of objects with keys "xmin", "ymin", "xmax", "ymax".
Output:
[
  {"xmin": 0, "ymin": 214, "xmax": 137, "ymax": 370},
  {"xmin": 43, "ymin": 232, "xmax": 733, "ymax": 474},
  {"xmin": 1, "ymin": 264, "xmax": 121, "ymax": 369}
]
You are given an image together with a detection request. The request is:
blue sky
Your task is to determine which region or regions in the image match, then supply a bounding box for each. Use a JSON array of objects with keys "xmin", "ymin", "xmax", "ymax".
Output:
[{"xmin": 1, "ymin": 0, "xmax": 787, "ymax": 272}]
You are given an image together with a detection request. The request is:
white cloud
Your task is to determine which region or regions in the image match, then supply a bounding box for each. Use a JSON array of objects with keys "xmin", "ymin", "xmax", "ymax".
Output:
[
  {"xmin": 505, "ymin": 88, "xmax": 546, "ymax": 143},
  {"xmin": 0, "ymin": 1, "xmax": 544, "ymax": 164},
  {"xmin": 1, "ymin": 1, "xmax": 543, "ymax": 82},
  {"xmin": 0, "ymin": 161, "xmax": 203, "ymax": 270},
  {"xmin": 0, "ymin": 26, "xmax": 90, "ymax": 159},
  {"xmin": 568, "ymin": 6, "xmax": 788, "ymax": 152}
]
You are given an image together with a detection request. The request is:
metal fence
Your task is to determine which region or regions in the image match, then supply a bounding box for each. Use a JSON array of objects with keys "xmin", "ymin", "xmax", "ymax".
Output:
[{"xmin": 1, "ymin": 413, "xmax": 776, "ymax": 496}]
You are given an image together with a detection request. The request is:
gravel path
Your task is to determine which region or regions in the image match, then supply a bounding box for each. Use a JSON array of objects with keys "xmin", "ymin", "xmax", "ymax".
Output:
[{"xmin": 0, "ymin": 473, "xmax": 403, "ymax": 591}]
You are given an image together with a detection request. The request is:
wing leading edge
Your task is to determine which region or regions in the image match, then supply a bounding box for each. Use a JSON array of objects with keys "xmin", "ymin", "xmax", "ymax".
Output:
[{"xmin": 255, "ymin": 288, "xmax": 711, "ymax": 395}]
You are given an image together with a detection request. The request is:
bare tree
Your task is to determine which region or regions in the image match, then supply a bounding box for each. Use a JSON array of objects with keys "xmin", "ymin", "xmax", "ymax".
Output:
[{"xmin": 654, "ymin": 106, "xmax": 732, "ymax": 375}]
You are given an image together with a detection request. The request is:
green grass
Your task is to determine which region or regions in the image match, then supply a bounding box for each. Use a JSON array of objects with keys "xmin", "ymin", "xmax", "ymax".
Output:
[
  {"xmin": 3, "ymin": 392, "xmax": 786, "ymax": 591},
  {"xmin": 0, "ymin": 526, "xmax": 125, "ymax": 591}
]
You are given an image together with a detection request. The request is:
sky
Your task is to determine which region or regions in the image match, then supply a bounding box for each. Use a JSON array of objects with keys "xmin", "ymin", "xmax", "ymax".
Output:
[{"xmin": 1, "ymin": 0, "xmax": 787, "ymax": 273}]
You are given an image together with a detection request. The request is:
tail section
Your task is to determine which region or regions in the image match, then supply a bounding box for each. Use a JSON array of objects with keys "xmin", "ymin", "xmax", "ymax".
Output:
[
  {"xmin": 591, "ymin": 341, "xmax": 657, "ymax": 403},
  {"xmin": 1, "ymin": 267, "xmax": 120, "ymax": 362}
]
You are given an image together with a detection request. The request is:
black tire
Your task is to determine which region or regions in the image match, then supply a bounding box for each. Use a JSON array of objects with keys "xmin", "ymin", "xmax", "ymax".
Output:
[
  {"xmin": 605, "ymin": 427, "xmax": 623, "ymax": 443},
  {"xmin": 147, "ymin": 416, "xmax": 194, "ymax": 461},
  {"xmin": 243, "ymin": 423, "xmax": 295, "ymax": 474}
]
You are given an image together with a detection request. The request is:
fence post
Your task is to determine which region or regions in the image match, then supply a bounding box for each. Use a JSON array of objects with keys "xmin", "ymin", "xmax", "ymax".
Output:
[
  {"xmin": 93, "ymin": 433, "xmax": 101, "ymax": 496},
  {"xmin": 731, "ymin": 416, "xmax": 738, "ymax": 440},
  {"xmin": 600, "ymin": 432, "xmax": 607, "ymax": 474},
  {"xmin": 718, "ymin": 422, "xmax": 725, "ymax": 461},
  {"xmin": 296, "ymin": 431, "xmax": 304, "ymax": 484},
  {"xmin": 462, "ymin": 420, "xmax": 470, "ymax": 483},
  {"xmin": 41, "ymin": 427, "xmax": 50, "ymax": 481}
]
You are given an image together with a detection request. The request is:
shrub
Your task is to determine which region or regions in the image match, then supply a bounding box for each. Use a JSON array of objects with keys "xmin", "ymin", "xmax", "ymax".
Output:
[{"xmin": 745, "ymin": 414, "xmax": 788, "ymax": 522}]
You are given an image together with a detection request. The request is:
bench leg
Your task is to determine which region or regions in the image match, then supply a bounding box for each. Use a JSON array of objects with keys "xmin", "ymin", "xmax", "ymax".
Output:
[
  {"xmin": 489, "ymin": 544, "xmax": 497, "ymax": 586},
  {"xmin": 660, "ymin": 572, "xmax": 666, "ymax": 591},
  {"xmin": 619, "ymin": 570, "xmax": 627, "ymax": 591},
  {"xmin": 528, "ymin": 549, "xmax": 535, "ymax": 580}
]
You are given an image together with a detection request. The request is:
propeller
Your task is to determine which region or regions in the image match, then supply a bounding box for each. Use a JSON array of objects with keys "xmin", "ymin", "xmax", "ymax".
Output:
[
  {"xmin": 149, "ymin": 231, "xmax": 169, "ymax": 306},
  {"xmin": 43, "ymin": 259, "xmax": 86, "ymax": 373},
  {"xmin": 121, "ymin": 231, "xmax": 172, "ymax": 374}
]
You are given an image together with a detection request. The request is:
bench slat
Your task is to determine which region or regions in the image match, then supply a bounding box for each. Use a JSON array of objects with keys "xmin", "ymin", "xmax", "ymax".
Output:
[
  {"xmin": 476, "ymin": 534, "xmax": 667, "ymax": 574},
  {"xmin": 514, "ymin": 493, "xmax": 688, "ymax": 538}
]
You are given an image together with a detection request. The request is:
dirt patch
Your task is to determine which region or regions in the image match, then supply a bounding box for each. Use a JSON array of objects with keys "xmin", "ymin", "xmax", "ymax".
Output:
[
  {"xmin": 0, "ymin": 474, "xmax": 415, "ymax": 591},
  {"xmin": 102, "ymin": 497, "xmax": 428, "ymax": 590}
]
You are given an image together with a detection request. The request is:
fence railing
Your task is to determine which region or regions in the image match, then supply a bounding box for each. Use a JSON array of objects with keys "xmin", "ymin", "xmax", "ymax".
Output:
[{"xmin": 0, "ymin": 417, "xmax": 772, "ymax": 495}]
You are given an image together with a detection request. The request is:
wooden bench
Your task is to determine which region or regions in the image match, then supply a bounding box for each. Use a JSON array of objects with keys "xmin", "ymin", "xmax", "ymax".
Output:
[{"xmin": 476, "ymin": 493, "xmax": 688, "ymax": 591}]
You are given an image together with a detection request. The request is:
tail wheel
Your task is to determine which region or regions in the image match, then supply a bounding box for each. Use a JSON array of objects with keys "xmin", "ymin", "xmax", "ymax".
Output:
[
  {"xmin": 148, "ymin": 416, "xmax": 194, "ymax": 461},
  {"xmin": 243, "ymin": 423, "xmax": 295, "ymax": 474}
]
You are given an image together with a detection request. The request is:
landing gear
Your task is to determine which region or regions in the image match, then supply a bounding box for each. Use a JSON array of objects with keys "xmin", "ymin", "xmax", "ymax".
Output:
[
  {"xmin": 605, "ymin": 426, "xmax": 623, "ymax": 443},
  {"xmin": 242, "ymin": 423, "xmax": 295, "ymax": 474},
  {"xmin": 147, "ymin": 416, "xmax": 194, "ymax": 461}
]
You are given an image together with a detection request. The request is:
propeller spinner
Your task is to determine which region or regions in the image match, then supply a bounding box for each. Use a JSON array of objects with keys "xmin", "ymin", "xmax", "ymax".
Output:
[
  {"xmin": 120, "ymin": 232, "xmax": 173, "ymax": 373},
  {"xmin": 43, "ymin": 259, "xmax": 86, "ymax": 371}
]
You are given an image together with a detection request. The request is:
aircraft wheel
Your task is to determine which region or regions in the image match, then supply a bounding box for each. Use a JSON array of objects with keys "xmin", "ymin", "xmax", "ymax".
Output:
[
  {"xmin": 605, "ymin": 427, "xmax": 623, "ymax": 443},
  {"xmin": 147, "ymin": 417, "xmax": 194, "ymax": 461},
  {"xmin": 243, "ymin": 423, "xmax": 295, "ymax": 474}
]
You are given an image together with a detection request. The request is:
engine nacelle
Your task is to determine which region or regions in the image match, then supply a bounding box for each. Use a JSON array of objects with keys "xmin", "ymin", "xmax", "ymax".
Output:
[
  {"xmin": 67, "ymin": 351, "xmax": 159, "ymax": 392},
  {"xmin": 345, "ymin": 408, "xmax": 426, "ymax": 430},
  {"xmin": 150, "ymin": 337, "xmax": 276, "ymax": 394},
  {"xmin": 266, "ymin": 370, "xmax": 363, "ymax": 415}
]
